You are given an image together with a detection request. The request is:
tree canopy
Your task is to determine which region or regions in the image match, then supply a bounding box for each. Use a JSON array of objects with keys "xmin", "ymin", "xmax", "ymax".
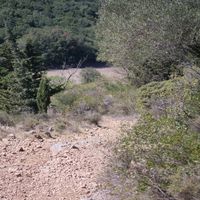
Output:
[
  {"xmin": 96, "ymin": 0, "xmax": 200, "ymax": 85},
  {"xmin": 0, "ymin": 0, "xmax": 99, "ymax": 67}
]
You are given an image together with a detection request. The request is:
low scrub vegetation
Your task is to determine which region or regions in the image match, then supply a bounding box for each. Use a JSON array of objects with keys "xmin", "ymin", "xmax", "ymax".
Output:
[
  {"xmin": 0, "ymin": 111, "xmax": 14, "ymax": 126},
  {"xmin": 51, "ymin": 79, "xmax": 136, "ymax": 123},
  {"xmin": 116, "ymin": 68, "xmax": 200, "ymax": 200},
  {"xmin": 80, "ymin": 68, "xmax": 102, "ymax": 83},
  {"xmin": 0, "ymin": 77, "xmax": 136, "ymax": 135}
]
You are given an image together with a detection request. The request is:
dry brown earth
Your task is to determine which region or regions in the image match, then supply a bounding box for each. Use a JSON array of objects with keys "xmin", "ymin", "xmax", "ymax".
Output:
[{"xmin": 0, "ymin": 116, "xmax": 137, "ymax": 200}]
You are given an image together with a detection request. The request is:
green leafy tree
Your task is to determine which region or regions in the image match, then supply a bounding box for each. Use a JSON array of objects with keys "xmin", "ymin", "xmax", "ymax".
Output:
[
  {"xmin": 96, "ymin": 0, "xmax": 200, "ymax": 86},
  {"xmin": 118, "ymin": 70, "xmax": 200, "ymax": 199},
  {"xmin": 0, "ymin": 0, "xmax": 100, "ymax": 67}
]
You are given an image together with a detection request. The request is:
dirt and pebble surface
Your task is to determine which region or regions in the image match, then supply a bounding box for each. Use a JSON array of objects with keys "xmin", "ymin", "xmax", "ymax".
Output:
[{"xmin": 0, "ymin": 116, "xmax": 137, "ymax": 200}]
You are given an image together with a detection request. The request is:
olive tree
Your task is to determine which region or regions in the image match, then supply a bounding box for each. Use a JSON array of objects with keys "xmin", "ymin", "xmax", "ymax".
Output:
[{"xmin": 96, "ymin": 0, "xmax": 200, "ymax": 85}]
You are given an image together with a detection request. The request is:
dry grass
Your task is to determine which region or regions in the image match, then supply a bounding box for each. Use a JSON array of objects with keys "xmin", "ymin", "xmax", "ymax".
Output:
[{"xmin": 47, "ymin": 67, "xmax": 126, "ymax": 84}]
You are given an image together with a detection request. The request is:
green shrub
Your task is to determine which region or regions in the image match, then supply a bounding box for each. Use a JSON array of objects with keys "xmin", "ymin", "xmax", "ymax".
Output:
[
  {"xmin": 118, "ymin": 115, "xmax": 200, "ymax": 200},
  {"xmin": 55, "ymin": 120, "xmax": 66, "ymax": 133},
  {"xmin": 36, "ymin": 77, "xmax": 51, "ymax": 113},
  {"xmin": 117, "ymin": 69, "xmax": 200, "ymax": 199},
  {"xmin": 80, "ymin": 68, "xmax": 102, "ymax": 83},
  {"xmin": 136, "ymin": 78, "xmax": 184, "ymax": 115},
  {"xmin": 84, "ymin": 111, "xmax": 102, "ymax": 126},
  {"xmin": 51, "ymin": 90, "xmax": 80, "ymax": 113},
  {"xmin": 136, "ymin": 67, "xmax": 200, "ymax": 121},
  {"xmin": 51, "ymin": 81, "xmax": 104, "ymax": 113},
  {"xmin": 102, "ymin": 80, "xmax": 136, "ymax": 115},
  {"xmin": 48, "ymin": 76, "xmax": 67, "ymax": 89}
]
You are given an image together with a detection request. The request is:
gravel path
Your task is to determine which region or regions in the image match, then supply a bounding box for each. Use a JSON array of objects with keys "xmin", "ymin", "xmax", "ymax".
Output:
[{"xmin": 0, "ymin": 116, "xmax": 137, "ymax": 200}]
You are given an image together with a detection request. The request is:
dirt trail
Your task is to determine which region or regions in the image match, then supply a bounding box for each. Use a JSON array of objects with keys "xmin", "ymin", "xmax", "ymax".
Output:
[{"xmin": 0, "ymin": 116, "xmax": 137, "ymax": 200}]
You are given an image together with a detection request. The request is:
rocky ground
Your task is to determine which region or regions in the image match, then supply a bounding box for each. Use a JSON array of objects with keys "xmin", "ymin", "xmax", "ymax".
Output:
[{"xmin": 0, "ymin": 116, "xmax": 137, "ymax": 200}]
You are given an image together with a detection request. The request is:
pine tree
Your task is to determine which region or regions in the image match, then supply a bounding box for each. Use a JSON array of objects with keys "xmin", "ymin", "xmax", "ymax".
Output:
[
  {"xmin": 0, "ymin": 39, "xmax": 17, "ymax": 112},
  {"xmin": 0, "ymin": 14, "xmax": 44, "ymax": 113},
  {"xmin": 12, "ymin": 40, "xmax": 45, "ymax": 113}
]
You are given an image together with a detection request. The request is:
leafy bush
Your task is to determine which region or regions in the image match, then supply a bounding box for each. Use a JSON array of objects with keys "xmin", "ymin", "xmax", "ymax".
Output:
[
  {"xmin": 51, "ymin": 90, "xmax": 80, "ymax": 113},
  {"xmin": 104, "ymin": 81, "xmax": 136, "ymax": 115},
  {"xmin": 84, "ymin": 111, "xmax": 102, "ymax": 126},
  {"xmin": 96, "ymin": 0, "xmax": 200, "ymax": 86},
  {"xmin": 117, "ymin": 69, "xmax": 200, "ymax": 199},
  {"xmin": 48, "ymin": 76, "xmax": 67, "ymax": 88},
  {"xmin": 51, "ymin": 81, "xmax": 103, "ymax": 112},
  {"xmin": 119, "ymin": 115, "xmax": 200, "ymax": 200},
  {"xmin": 36, "ymin": 77, "xmax": 51, "ymax": 113},
  {"xmin": 80, "ymin": 68, "xmax": 102, "ymax": 83},
  {"xmin": 136, "ymin": 78, "xmax": 185, "ymax": 118},
  {"xmin": 51, "ymin": 84, "xmax": 105, "ymax": 126}
]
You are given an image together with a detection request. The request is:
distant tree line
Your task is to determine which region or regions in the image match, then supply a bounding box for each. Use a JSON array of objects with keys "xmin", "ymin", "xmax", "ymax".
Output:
[{"xmin": 0, "ymin": 0, "xmax": 99, "ymax": 68}]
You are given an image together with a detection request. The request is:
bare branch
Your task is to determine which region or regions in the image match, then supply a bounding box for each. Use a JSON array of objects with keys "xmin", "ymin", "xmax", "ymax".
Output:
[{"xmin": 65, "ymin": 56, "xmax": 88, "ymax": 85}]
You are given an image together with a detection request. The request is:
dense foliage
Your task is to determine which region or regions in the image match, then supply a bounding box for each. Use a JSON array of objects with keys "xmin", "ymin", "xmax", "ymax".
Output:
[
  {"xmin": 0, "ymin": 29, "xmax": 45, "ymax": 113},
  {"xmin": 36, "ymin": 77, "xmax": 50, "ymax": 113},
  {"xmin": 117, "ymin": 68, "xmax": 200, "ymax": 200},
  {"xmin": 0, "ymin": 41, "xmax": 16, "ymax": 111},
  {"xmin": 0, "ymin": 0, "xmax": 99, "ymax": 113},
  {"xmin": 96, "ymin": 0, "xmax": 200, "ymax": 86},
  {"xmin": 96, "ymin": 0, "xmax": 200, "ymax": 199},
  {"xmin": 0, "ymin": 0, "xmax": 99, "ymax": 67}
]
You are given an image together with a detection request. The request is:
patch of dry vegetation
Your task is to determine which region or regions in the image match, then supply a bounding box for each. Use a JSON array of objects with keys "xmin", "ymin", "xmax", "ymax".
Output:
[{"xmin": 51, "ymin": 78, "xmax": 136, "ymax": 125}]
